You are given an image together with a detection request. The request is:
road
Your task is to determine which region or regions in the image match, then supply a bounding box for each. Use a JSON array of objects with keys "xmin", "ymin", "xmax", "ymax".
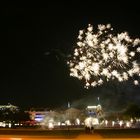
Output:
[
  {"xmin": 0, "ymin": 134, "xmax": 140, "ymax": 140},
  {"xmin": 0, "ymin": 128, "xmax": 140, "ymax": 140}
]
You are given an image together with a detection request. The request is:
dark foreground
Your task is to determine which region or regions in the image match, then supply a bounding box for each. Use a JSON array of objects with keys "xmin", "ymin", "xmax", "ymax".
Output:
[{"xmin": 0, "ymin": 128, "xmax": 140, "ymax": 140}]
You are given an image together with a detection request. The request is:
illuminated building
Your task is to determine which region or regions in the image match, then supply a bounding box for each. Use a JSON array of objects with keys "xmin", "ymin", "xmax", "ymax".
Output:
[
  {"xmin": 86, "ymin": 104, "xmax": 103, "ymax": 117},
  {"xmin": 27, "ymin": 108, "xmax": 49, "ymax": 123},
  {"xmin": 0, "ymin": 103, "xmax": 19, "ymax": 112}
]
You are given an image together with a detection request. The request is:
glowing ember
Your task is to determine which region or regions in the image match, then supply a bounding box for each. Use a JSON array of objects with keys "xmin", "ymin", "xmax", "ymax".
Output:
[{"xmin": 68, "ymin": 24, "xmax": 140, "ymax": 88}]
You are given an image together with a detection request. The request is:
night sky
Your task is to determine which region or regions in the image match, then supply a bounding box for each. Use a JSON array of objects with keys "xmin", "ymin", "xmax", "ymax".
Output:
[{"xmin": 0, "ymin": 2, "xmax": 140, "ymax": 109}]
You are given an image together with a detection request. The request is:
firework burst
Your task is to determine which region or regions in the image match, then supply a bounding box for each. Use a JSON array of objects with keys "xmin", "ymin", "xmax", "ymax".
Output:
[{"xmin": 67, "ymin": 24, "xmax": 140, "ymax": 88}]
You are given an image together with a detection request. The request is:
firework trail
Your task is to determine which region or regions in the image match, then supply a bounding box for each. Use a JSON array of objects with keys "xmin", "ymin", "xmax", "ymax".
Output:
[{"xmin": 67, "ymin": 24, "xmax": 140, "ymax": 88}]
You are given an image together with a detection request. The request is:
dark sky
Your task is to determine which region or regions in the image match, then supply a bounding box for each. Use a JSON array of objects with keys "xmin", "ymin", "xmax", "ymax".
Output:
[{"xmin": 0, "ymin": 2, "xmax": 140, "ymax": 109}]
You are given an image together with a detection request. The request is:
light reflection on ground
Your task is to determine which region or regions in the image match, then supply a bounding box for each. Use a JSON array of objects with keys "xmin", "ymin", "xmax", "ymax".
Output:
[
  {"xmin": 0, "ymin": 135, "xmax": 140, "ymax": 140},
  {"xmin": 0, "ymin": 128, "xmax": 140, "ymax": 140}
]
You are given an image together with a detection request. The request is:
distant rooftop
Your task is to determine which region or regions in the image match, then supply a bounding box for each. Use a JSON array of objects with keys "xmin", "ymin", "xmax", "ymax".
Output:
[{"xmin": 0, "ymin": 103, "xmax": 18, "ymax": 110}]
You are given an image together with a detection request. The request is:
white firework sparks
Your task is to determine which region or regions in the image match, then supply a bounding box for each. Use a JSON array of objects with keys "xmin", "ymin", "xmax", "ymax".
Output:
[{"xmin": 68, "ymin": 24, "xmax": 140, "ymax": 88}]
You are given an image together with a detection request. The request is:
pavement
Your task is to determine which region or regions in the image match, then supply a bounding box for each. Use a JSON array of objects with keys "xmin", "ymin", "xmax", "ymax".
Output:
[
  {"xmin": 0, "ymin": 128, "xmax": 140, "ymax": 140},
  {"xmin": 0, "ymin": 134, "xmax": 140, "ymax": 140}
]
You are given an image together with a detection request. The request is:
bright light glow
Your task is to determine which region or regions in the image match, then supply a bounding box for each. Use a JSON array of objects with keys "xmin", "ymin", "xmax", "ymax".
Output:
[
  {"xmin": 0, "ymin": 122, "xmax": 5, "ymax": 127},
  {"xmin": 35, "ymin": 116, "xmax": 43, "ymax": 122},
  {"xmin": 84, "ymin": 117, "xmax": 99, "ymax": 128},
  {"xmin": 68, "ymin": 24, "xmax": 140, "ymax": 88},
  {"xmin": 48, "ymin": 122, "xmax": 54, "ymax": 130},
  {"xmin": 10, "ymin": 138, "xmax": 22, "ymax": 140},
  {"xmin": 65, "ymin": 120, "xmax": 71, "ymax": 125},
  {"xmin": 87, "ymin": 106, "xmax": 97, "ymax": 109},
  {"xmin": 48, "ymin": 119, "xmax": 54, "ymax": 130},
  {"xmin": 126, "ymin": 121, "xmax": 131, "ymax": 127},
  {"xmin": 134, "ymin": 80, "xmax": 139, "ymax": 85},
  {"xmin": 119, "ymin": 120, "xmax": 123, "ymax": 127},
  {"xmin": 105, "ymin": 120, "xmax": 108, "ymax": 126},
  {"xmin": 112, "ymin": 121, "xmax": 115, "ymax": 127},
  {"xmin": 76, "ymin": 118, "xmax": 80, "ymax": 125}
]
